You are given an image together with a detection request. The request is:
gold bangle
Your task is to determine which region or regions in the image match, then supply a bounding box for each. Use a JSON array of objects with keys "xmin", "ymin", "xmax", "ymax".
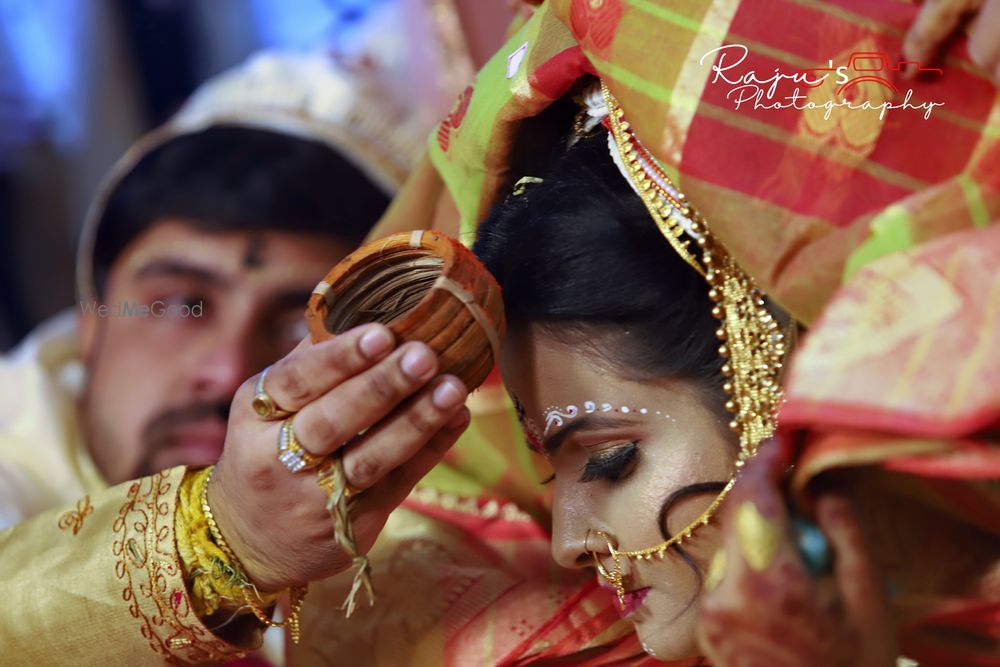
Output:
[
  {"xmin": 201, "ymin": 467, "xmax": 247, "ymax": 569},
  {"xmin": 241, "ymin": 585, "xmax": 309, "ymax": 644},
  {"xmin": 201, "ymin": 466, "xmax": 309, "ymax": 643}
]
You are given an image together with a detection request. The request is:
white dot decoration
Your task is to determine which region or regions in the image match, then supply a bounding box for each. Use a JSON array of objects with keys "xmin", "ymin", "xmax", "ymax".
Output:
[{"xmin": 538, "ymin": 400, "xmax": 665, "ymax": 435}]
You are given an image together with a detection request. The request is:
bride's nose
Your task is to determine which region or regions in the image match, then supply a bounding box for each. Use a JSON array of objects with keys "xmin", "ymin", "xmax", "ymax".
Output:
[
  {"xmin": 552, "ymin": 507, "xmax": 612, "ymax": 569},
  {"xmin": 552, "ymin": 530, "xmax": 607, "ymax": 569}
]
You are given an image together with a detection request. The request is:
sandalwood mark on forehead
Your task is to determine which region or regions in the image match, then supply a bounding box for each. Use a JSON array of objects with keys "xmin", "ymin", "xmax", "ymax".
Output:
[
  {"xmin": 519, "ymin": 400, "xmax": 678, "ymax": 456},
  {"xmin": 541, "ymin": 401, "xmax": 671, "ymax": 437}
]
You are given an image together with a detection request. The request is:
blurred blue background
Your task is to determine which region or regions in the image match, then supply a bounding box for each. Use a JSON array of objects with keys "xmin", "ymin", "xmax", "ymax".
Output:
[{"xmin": 0, "ymin": 0, "xmax": 512, "ymax": 350}]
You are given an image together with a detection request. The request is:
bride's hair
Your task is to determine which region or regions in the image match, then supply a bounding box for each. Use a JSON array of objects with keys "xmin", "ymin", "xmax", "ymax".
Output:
[
  {"xmin": 473, "ymin": 129, "xmax": 732, "ymax": 593},
  {"xmin": 474, "ymin": 129, "xmax": 727, "ymax": 412}
]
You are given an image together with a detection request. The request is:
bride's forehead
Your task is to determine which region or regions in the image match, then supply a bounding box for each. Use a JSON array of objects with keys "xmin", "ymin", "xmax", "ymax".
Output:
[
  {"xmin": 503, "ymin": 356, "xmax": 613, "ymax": 420},
  {"xmin": 500, "ymin": 327, "xmax": 613, "ymax": 393}
]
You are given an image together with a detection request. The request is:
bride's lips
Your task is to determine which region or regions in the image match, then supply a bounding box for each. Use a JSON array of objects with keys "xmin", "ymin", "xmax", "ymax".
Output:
[{"xmin": 599, "ymin": 582, "xmax": 652, "ymax": 618}]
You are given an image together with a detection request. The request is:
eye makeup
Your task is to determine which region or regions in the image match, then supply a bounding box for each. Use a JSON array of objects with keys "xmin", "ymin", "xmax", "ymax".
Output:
[{"xmin": 578, "ymin": 441, "xmax": 639, "ymax": 483}]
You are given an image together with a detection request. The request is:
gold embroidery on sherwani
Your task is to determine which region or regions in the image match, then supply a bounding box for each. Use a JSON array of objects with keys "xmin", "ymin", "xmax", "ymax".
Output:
[
  {"xmin": 57, "ymin": 496, "xmax": 93, "ymax": 535},
  {"xmin": 112, "ymin": 470, "xmax": 253, "ymax": 663}
]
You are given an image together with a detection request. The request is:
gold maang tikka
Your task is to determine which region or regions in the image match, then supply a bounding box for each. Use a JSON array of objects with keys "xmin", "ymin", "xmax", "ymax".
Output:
[{"xmin": 589, "ymin": 82, "xmax": 788, "ymax": 604}]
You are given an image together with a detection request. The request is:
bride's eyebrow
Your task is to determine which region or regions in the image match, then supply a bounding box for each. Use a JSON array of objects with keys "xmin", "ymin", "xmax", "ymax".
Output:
[{"xmin": 541, "ymin": 415, "xmax": 633, "ymax": 454}]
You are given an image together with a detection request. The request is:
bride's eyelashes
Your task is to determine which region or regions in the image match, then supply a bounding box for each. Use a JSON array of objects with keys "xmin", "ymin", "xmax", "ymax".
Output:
[{"xmin": 578, "ymin": 441, "xmax": 639, "ymax": 483}]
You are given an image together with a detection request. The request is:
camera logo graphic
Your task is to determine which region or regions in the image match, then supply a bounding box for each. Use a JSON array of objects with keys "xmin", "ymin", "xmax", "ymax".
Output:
[{"xmin": 800, "ymin": 52, "xmax": 943, "ymax": 96}]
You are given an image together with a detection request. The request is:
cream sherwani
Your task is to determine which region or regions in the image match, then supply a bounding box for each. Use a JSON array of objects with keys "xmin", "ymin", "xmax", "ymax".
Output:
[
  {"xmin": 0, "ymin": 313, "xmax": 253, "ymax": 664},
  {"xmin": 0, "ymin": 312, "xmax": 104, "ymax": 528}
]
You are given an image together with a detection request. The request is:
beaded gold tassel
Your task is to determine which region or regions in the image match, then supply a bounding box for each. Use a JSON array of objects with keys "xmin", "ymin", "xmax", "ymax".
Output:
[{"xmin": 594, "ymin": 82, "xmax": 787, "ymax": 600}]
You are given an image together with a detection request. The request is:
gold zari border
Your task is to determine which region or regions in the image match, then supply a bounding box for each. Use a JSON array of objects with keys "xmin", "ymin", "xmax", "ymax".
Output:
[{"xmin": 112, "ymin": 469, "xmax": 252, "ymax": 663}]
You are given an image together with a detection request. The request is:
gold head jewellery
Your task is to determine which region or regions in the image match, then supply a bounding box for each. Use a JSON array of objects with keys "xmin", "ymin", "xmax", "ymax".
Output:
[{"xmin": 589, "ymin": 82, "xmax": 788, "ymax": 600}]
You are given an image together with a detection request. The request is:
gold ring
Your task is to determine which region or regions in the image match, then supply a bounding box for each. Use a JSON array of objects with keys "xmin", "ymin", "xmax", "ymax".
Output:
[
  {"xmin": 277, "ymin": 417, "xmax": 325, "ymax": 473},
  {"xmin": 252, "ymin": 366, "xmax": 292, "ymax": 420}
]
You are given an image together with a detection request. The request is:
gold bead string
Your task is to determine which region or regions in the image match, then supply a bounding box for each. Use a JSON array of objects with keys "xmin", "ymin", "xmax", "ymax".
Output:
[
  {"xmin": 202, "ymin": 469, "xmax": 246, "ymax": 568},
  {"xmin": 592, "ymin": 478, "xmax": 735, "ymax": 607},
  {"xmin": 597, "ymin": 81, "xmax": 787, "ymax": 567},
  {"xmin": 601, "ymin": 82, "xmax": 705, "ymax": 278},
  {"xmin": 616, "ymin": 478, "xmax": 735, "ymax": 560},
  {"xmin": 703, "ymin": 248, "xmax": 786, "ymax": 462}
]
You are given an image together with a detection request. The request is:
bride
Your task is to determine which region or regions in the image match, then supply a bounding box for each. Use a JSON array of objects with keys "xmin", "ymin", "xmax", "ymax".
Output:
[
  {"xmin": 472, "ymin": 82, "xmax": 791, "ymax": 661},
  {"xmin": 470, "ymin": 82, "xmax": 964, "ymax": 666}
]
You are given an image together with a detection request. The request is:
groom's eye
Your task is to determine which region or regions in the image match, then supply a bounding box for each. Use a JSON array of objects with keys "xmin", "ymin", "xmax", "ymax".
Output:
[{"xmin": 578, "ymin": 441, "xmax": 639, "ymax": 483}]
